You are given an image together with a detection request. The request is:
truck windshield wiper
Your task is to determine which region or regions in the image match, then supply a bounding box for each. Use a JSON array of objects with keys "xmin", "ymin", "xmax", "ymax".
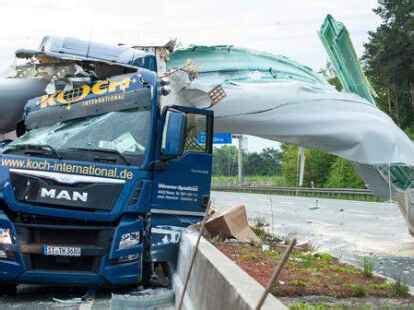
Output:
[
  {"xmin": 67, "ymin": 147, "xmax": 131, "ymax": 165},
  {"xmin": 3, "ymin": 144, "xmax": 62, "ymax": 159}
]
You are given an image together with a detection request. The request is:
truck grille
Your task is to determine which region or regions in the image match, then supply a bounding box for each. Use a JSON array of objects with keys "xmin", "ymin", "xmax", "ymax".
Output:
[
  {"xmin": 10, "ymin": 172, "xmax": 123, "ymax": 211},
  {"xmin": 15, "ymin": 219, "xmax": 114, "ymax": 273},
  {"xmin": 30, "ymin": 254, "xmax": 98, "ymax": 272}
]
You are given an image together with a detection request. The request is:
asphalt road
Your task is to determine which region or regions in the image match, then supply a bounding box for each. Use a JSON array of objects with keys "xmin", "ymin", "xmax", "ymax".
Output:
[
  {"xmin": 0, "ymin": 286, "xmax": 111, "ymax": 310},
  {"xmin": 211, "ymin": 191, "xmax": 414, "ymax": 285},
  {"xmin": 0, "ymin": 286, "xmax": 175, "ymax": 309}
]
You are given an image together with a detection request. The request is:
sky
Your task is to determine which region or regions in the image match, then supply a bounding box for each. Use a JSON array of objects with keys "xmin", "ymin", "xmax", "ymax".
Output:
[{"xmin": 0, "ymin": 0, "xmax": 382, "ymax": 152}]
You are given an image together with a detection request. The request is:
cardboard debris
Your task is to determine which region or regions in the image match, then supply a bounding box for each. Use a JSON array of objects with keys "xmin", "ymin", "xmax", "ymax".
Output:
[{"xmin": 205, "ymin": 205, "xmax": 261, "ymax": 244}]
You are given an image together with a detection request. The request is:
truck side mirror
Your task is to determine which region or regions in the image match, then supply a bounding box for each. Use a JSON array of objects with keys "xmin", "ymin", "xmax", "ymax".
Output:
[{"xmin": 161, "ymin": 109, "xmax": 186, "ymax": 159}]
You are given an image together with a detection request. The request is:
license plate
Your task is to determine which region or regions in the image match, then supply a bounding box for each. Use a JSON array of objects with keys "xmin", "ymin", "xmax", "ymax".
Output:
[{"xmin": 44, "ymin": 246, "xmax": 81, "ymax": 257}]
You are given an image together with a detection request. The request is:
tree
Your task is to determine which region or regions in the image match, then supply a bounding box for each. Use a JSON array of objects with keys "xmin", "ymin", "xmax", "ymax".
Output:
[
  {"xmin": 304, "ymin": 149, "xmax": 336, "ymax": 187},
  {"xmin": 325, "ymin": 158, "xmax": 365, "ymax": 189},
  {"xmin": 280, "ymin": 143, "xmax": 364, "ymax": 188},
  {"xmin": 245, "ymin": 148, "xmax": 281, "ymax": 176},
  {"xmin": 363, "ymin": 0, "xmax": 414, "ymax": 130},
  {"xmin": 281, "ymin": 144, "xmax": 299, "ymax": 186},
  {"xmin": 319, "ymin": 62, "xmax": 343, "ymax": 92},
  {"xmin": 281, "ymin": 144, "xmax": 336, "ymax": 187},
  {"xmin": 213, "ymin": 144, "xmax": 282, "ymax": 177},
  {"xmin": 213, "ymin": 146, "xmax": 281, "ymax": 177},
  {"xmin": 260, "ymin": 147, "xmax": 282, "ymax": 175},
  {"xmin": 212, "ymin": 145, "xmax": 238, "ymax": 176}
]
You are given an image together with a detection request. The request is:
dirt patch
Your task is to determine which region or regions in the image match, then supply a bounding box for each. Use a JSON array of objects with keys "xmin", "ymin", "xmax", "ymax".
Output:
[{"xmin": 215, "ymin": 241, "xmax": 414, "ymax": 300}]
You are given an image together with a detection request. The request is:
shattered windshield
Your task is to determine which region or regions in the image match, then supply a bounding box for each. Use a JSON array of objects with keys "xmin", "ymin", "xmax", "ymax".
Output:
[{"xmin": 6, "ymin": 108, "xmax": 151, "ymax": 161}]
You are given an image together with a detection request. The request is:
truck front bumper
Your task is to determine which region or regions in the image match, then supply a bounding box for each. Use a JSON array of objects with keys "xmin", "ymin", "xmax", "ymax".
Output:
[
  {"xmin": 0, "ymin": 211, "xmax": 144, "ymax": 287},
  {"xmin": 0, "ymin": 258, "xmax": 141, "ymax": 286}
]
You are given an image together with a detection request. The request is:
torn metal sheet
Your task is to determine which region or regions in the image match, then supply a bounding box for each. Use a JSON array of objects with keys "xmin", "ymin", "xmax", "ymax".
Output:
[
  {"xmin": 0, "ymin": 78, "xmax": 48, "ymax": 133},
  {"xmin": 166, "ymin": 46, "xmax": 414, "ymax": 166},
  {"xmin": 319, "ymin": 15, "xmax": 414, "ymax": 234},
  {"xmin": 319, "ymin": 15, "xmax": 377, "ymax": 104},
  {"xmin": 23, "ymin": 36, "xmax": 156, "ymax": 70},
  {"xmin": 165, "ymin": 16, "xmax": 414, "ymax": 234}
]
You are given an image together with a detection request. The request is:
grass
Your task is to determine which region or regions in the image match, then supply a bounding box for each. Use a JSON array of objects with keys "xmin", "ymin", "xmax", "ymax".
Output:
[
  {"xmin": 212, "ymin": 175, "xmax": 286, "ymax": 186},
  {"xmin": 214, "ymin": 225, "xmax": 412, "ymax": 300},
  {"xmin": 289, "ymin": 302, "xmax": 414, "ymax": 310},
  {"xmin": 290, "ymin": 304, "xmax": 375, "ymax": 310},
  {"xmin": 348, "ymin": 284, "xmax": 368, "ymax": 297}
]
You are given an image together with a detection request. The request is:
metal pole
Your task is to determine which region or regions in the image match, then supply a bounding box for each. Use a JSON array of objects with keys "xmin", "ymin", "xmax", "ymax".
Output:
[
  {"xmin": 388, "ymin": 162, "xmax": 393, "ymax": 203},
  {"xmin": 298, "ymin": 147, "xmax": 305, "ymax": 187},
  {"xmin": 255, "ymin": 238, "xmax": 297, "ymax": 310},
  {"xmin": 177, "ymin": 201, "xmax": 212, "ymax": 310},
  {"xmin": 238, "ymin": 135, "xmax": 244, "ymax": 185}
]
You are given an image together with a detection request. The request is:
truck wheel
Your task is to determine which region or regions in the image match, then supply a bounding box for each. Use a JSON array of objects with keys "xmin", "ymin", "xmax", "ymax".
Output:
[
  {"xmin": 150, "ymin": 262, "xmax": 171, "ymax": 288},
  {"xmin": 0, "ymin": 284, "xmax": 17, "ymax": 296}
]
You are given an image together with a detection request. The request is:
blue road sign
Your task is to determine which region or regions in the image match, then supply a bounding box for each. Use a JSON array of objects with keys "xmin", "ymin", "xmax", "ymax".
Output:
[{"xmin": 197, "ymin": 132, "xmax": 232, "ymax": 144}]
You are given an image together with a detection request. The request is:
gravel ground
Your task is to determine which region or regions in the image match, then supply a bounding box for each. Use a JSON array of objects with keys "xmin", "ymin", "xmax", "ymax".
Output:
[{"xmin": 211, "ymin": 191, "xmax": 414, "ymax": 286}]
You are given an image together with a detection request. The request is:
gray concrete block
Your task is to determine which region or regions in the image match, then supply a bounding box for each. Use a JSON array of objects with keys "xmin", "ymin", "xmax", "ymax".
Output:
[{"xmin": 174, "ymin": 231, "xmax": 287, "ymax": 310}]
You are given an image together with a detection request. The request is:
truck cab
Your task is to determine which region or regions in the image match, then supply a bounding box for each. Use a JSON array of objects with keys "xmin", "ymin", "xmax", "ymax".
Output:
[{"xmin": 0, "ymin": 66, "xmax": 213, "ymax": 290}]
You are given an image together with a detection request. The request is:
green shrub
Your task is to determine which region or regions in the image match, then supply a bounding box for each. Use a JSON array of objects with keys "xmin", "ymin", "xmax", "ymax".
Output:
[
  {"xmin": 362, "ymin": 256, "xmax": 374, "ymax": 278},
  {"xmin": 391, "ymin": 280, "xmax": 410, "ymax": 298},
  {"xmin": 349, "ymin": 284, "xmax": 367, "ymax": 297}
]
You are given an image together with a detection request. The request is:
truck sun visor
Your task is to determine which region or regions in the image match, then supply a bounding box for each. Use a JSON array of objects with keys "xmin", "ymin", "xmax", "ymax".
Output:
[{"xmin": 24, "ymin": 74, "xmax": 152, "ymax": 129}]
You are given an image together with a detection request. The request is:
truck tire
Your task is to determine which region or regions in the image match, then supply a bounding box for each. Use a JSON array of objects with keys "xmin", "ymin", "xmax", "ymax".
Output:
[{"xmin": 0, "ymin": 284, "xmax": 17, "ymax": 296}]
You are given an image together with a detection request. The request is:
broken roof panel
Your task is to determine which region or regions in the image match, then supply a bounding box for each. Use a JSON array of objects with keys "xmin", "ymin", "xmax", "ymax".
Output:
[
  {"xmin": 168, "ymin": 46, "xmax": 328, "ymax": 85},
  {"xmin": 16, "ymin": 36, "xmax": 157, "ymax": 71},
  {"xmin": 319, "ymin": 14, "xmax": 377, "ymax": 104}
]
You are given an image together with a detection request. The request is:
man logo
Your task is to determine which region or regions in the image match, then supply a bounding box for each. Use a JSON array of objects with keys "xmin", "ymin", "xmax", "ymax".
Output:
[{"xmin": 40, "ymin": 188, "xmax": 88, "ymax": 202}]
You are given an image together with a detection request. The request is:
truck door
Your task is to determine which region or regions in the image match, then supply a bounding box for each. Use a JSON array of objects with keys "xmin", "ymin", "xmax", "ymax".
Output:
[{"xmin": 151, "ymin": 106, "xmax": 213, "ymax": 227}]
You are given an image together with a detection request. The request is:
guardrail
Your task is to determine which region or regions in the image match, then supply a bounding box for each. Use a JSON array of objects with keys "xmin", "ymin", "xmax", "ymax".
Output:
[{"xmin": 211, "ymin": 184, "xmax": 381, "ymax": 201}]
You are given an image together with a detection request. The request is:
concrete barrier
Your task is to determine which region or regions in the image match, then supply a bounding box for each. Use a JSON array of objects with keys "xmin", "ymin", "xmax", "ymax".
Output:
[{"xmin": 174, "ymin": 231, "xmax": 287, "ymax": 310}]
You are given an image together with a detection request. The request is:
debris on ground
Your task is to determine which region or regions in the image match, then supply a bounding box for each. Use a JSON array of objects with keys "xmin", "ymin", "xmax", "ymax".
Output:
[
  {"xmin": 52, "ymin": 297, "xmax": 82, "ymax": 304},
  {"xmin": 111, "ymin": 288, "xmax": 175, "ymax": 310},
  {"xmin": 205, "ymin": 205, "xmax": 261, "ymax": 244}
]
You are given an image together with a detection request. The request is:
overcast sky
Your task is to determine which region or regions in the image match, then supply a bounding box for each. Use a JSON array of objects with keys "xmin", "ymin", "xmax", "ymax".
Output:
[{"xmin": 0, "ymin": 0, "xmax": 381, "ymax": 152}]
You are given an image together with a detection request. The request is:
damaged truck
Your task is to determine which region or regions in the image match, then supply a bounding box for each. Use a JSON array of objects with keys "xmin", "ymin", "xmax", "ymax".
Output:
[{"xmin": 0, "ymin": 36, "xmax": 214, "ymax": 292}]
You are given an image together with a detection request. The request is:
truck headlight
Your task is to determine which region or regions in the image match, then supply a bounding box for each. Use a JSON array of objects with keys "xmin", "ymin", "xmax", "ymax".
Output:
[
  {"xmin": 0, "ymin": 250, "xmax": 7, "ymax": 259},
  {"xmin": 117, "ymin": 254, "xmax": 140, "ymax": 264},
  {"xmin": 0, "ymin": 228, "xmax": 12, "ymax": 245},
  {"xmin": 118, "ymin": 232, "xmax": 141, "ymax": 250}
]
